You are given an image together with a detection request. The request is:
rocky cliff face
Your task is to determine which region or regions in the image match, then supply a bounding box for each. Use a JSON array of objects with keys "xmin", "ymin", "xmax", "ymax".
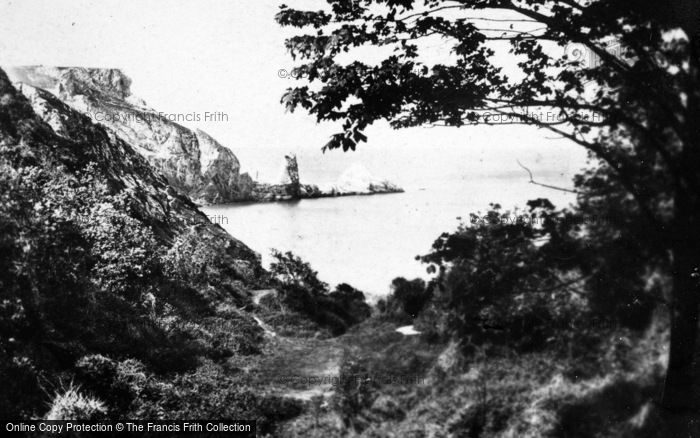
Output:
[
  {"xmin": 0, "ymin": 67, "xmax": 262, "ymax": 285},
  {"xmin": 5, "ymin": 66, "xmax": 254, "ymax": 204}
]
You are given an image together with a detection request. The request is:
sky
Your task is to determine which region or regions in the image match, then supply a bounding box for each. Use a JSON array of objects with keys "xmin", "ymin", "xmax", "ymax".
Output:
[{"xmin": 0, "ymin": 0, "xmax": 587, "ymax": 182}]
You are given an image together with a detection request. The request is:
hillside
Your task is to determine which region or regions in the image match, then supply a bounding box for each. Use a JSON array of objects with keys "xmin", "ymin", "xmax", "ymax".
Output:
[
  {"xmin": 6, "ymin": 65, "xmax": 256, "ymax": 204},
  {"xmin": 0, "ymin": 64, "xmax": 378, "ymax": 432},
  {"xmin": 0, "ymin": 64, "xmax": 278, "ymax": 422}
]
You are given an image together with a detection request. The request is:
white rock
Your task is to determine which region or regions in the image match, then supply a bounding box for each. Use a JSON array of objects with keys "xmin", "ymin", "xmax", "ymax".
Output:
[{"xmin": 396, "ymin": 325, "xmax": 421, "ymax": 335}]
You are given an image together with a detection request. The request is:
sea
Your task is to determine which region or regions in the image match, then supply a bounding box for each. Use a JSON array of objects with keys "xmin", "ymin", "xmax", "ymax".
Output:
[{"xmin": 202, "ymin": 142, "xmax": 582, "ymax": 301}]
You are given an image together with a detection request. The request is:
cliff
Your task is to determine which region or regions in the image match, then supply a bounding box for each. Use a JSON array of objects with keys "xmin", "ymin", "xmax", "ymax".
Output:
[
  {"xmin": 5, "ymin": 66, "xmax": 255, "ymax": 204},
  {"xmin": 5, "ymin": 66, "xmax": 403, "ymax": 204},
  {"xmin": 0, "ymin": 66, "xmax": 264, "ymax": 296}
]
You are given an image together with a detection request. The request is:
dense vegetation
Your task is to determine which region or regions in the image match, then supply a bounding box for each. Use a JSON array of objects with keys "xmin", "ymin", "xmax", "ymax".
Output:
[
  {"xmin": 279, "ymin": 200, "xmax": 671, "ymax": 436},
  {"xmin": 0, "ymin": 67, "xmax": 324, "ymax": 433},
  {"xmin": 0, "ymin": 142, "xmax": 301, "ymax": 430},
  {"xmin": 276, "ymin": 0, "xmax": 700, "ymax": 429},
  {"xmin": 260, "ymin": 250, "xmax": 372, "ymax": 337}
]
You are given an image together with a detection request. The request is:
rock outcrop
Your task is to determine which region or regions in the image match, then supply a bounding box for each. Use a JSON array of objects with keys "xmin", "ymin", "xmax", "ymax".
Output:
[
  {"xmin": 251, "ymin": 155, "xmax": 403, "ymax": 202},
  {"xmin": 318, "ymin": 163, "xmax": 403, "ymax": 197},
  {"xmin": 5, "ymin": 66, "xmax": 254, "ymax": 204}
]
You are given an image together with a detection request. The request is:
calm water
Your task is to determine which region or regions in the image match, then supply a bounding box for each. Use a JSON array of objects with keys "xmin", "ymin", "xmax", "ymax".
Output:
[{"xmin": 203, "ymin": 143, "xmax": 581, "ymax": 301}]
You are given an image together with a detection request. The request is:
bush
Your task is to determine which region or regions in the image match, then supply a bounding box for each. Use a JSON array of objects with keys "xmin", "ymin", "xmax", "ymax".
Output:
[
  {"xmin": 0, "ymin": 158, "xmax": 263, "ymax": 419},
  {"xmin": 383, "ymin": 277, "xmax": 431, "ymax": 320},
  {"xmin": 203, "ymin": 313, "xmax": 264, "ymax": 357},
  {"xmin": 75, "ymin": 355, "xmax": 149, "ymax": 416},
  {"xmin": 269, "ymin": 250, "xmax": 370, "ymax": 335},
  {"xmin": 330, "ymin": 283, "xmax": 372, "ymax": 324},
  {"xmin": 82, "ymin": 195, "xmax": 164, "ymax": 304},
  {"xmin": 132, "ymin": 363, "xmax": 302, "ymax": 435},
  {"xmin": 164, "ymin": 229, "xmax": 255, "ymax": 305},
  {"xmin": 333, "ymin": 355, "xmax": 379, "ymax": 432},
  {"xmin": 417, "ymin": 202, "xmax": 598, "ymax": 353},
  {"xmin": 270, "ymin": 249, "xmax": 328, "ymax": 293},
  {"xmin": 46, "ymin": 386, "xmax": 108, "ymax": 420}
]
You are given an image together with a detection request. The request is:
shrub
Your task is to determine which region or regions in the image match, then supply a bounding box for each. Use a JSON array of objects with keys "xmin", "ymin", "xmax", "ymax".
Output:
[
  {"xmin": 263, "ymin": 312, "xmax": 329, "ymax": 338},
  {"xmin": 334, "ymin": 355, "xmax": 379, "ymax": 432},
  {"xmin": 75, "ymin": 355, "xmax": 149, "ymax": 416},
  {"xmin": 270, "ymin": 250, "xmax": 370, "ymax": 335},
  {"xmin": 132, "ymin": 363, "xmax": 302, "ymax": 435},
  {"xmin": 46, "ymin": 386, "xmax": 108, "ymax": 420},
  {"xmin": 270, "ymin": 249, "xmax": 328, "ymax": 293},
  {"xmin": 81, "ymin": 195, "xmax": 164, "ymax": 304},
  {"xmin": 163, "ymin": 229, "xmax": 253, "ymax": 306},
  {"xmin": 203, "ymin": 314, "xmax": 263, "ymax": 357},
  {"xmin": 330, "ymin": 283, "xmax": 372, "ymax": 324},
  {"xmin": 376, "ymin": 299, "xmax": 387, "ymax": 314},
  {"xmin": 417, "ymin": 202, "xmax": 598, "ymax": 353},
  {"xmin": 384, "ymin": 277, "xmax": 431, "ymax": 320}
]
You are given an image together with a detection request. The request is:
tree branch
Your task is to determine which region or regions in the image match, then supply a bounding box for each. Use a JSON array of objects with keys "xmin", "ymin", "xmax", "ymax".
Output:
[{"xmin": 516, "ymin": 159, "xmax": 579, "ymax": 193}]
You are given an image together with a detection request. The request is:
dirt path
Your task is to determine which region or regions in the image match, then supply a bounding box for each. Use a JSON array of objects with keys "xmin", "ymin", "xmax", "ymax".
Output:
[
  {"xmin": 254, "ymin": 334, "xmax": 345, "ymax": 401},
  {"xmin": 246, "ymin": 289, "xmax": 346, "ymax": 401},
  {"xmin": 250, "ymin": 318, "xmax": 417, "ymax": 404},
  {"xmin": 252, "ymin": 315, "xmax": 277, "ymax": 337}
]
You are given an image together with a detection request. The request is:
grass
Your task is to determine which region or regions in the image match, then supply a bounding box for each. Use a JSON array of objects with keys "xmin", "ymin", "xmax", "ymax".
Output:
[{"xmin": 254, "ymin": 312, "xmax": 674, "ymax": 438}]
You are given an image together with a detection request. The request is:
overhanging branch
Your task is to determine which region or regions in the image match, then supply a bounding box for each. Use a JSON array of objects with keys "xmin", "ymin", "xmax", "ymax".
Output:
[{"xmin": 516, "ymin": 159, "xmax": 579, "ymax": 193}]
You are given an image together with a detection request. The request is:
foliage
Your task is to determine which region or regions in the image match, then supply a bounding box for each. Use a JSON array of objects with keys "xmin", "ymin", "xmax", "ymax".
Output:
[
  {"xmin": 82, "ymin": 194, "xmax": 164, "ymax": 303},
  {"xmin": 333, "ymin": 354, "xmax": 380, "ymax": 433},
  {"xmin": 164, "ymin": 229, "xmax": 257, "ymax": 305},
  {"xmin": 0, "ymin": 154, "xmax": 271, "ymax": 420},
  {"xmin": 46, "ymin": 386, "xmax": 108, "ymax": 421},
  {"xmin": 276, "ymin": 0, "xmax": 700, "ymax": 410},
  {"xmin": 74, "ymin": 355, "xmax": 149, "ymax": 416},
  {"xmin": 270, "ymin": 249, "xmax": 328, "ymax": 293},
  {"xmin": 278, "ymin": 283, "xmax": 353, "ymax": 336},
  {"xmin": 276, "ymin": 0, "xmax": 695, "ymax": 162},
  {"xmin": 275, "ymin": 312, "xmax": 668, "ymax": 438},
  {"xmin": 0, "ymin": 355, "xmax": 41, "ymax": 418},
  {"xmin": 383, "ymin": 277, "xmax": 431, "ymax": 320},
  {"xmin": 416, "ymin": 202, "xmax": 651, "ymax": 353},
  {"xmin": 132, "ymin": 362, "xmax": 302, "ymax": 435},
  {"xmin": 329, "ymin": 283, "xmax": 372, "ymax": 324},
  {"xmin": 268, "ymin": 249, "xmax": 371, "ymax": 335},
  {"xmin": 0, "ymin": 67, "xmax": 305, "ymax": 432}
]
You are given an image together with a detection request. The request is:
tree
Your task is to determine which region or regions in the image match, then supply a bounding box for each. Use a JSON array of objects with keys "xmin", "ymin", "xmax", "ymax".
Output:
[
  {"xmin": 277, "ymin": 0, "xmax": 700, "ymax": 412},
  {"xmin": 388, "ymin": 277, "xmax": 430, "ymax": 319},
  {"xmin": 418, "ymin": 202, "xmax": 619, "ymax": 353},
  {"xmin": 270, "ymin": 249, "xmax": 329, "ymax": 293}
]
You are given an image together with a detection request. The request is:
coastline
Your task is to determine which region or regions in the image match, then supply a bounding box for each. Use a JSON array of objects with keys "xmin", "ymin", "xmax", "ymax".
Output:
[{"xmin": 195, "ymin": 184, "xmax": 405, "ymax": 206}]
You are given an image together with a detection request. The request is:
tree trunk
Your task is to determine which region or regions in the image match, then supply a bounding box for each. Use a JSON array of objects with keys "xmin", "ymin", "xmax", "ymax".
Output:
[
  {"xmin": 663, "ymin": 250, "xmax": 700, "ymax": 412},
  {"xmin": 661, "ymin": 27, "xmax": 700, "ymax": 414},
  {"xmin": 661, "ymin": 174, "xmax": 700, "ymax": 413}
]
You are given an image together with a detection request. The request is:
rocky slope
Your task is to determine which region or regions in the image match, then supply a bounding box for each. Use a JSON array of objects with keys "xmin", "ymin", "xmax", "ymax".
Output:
[
  {"xmin": 0, "ymin": 64, "xmax": 318, "ymax": 427},
  {"xmin": 5, "ymin": 65, "xmax": 255, "ymax": 204},
  {"xmin": 0, "ymin": 66, "xmax": 262, "ymax": 290}
]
